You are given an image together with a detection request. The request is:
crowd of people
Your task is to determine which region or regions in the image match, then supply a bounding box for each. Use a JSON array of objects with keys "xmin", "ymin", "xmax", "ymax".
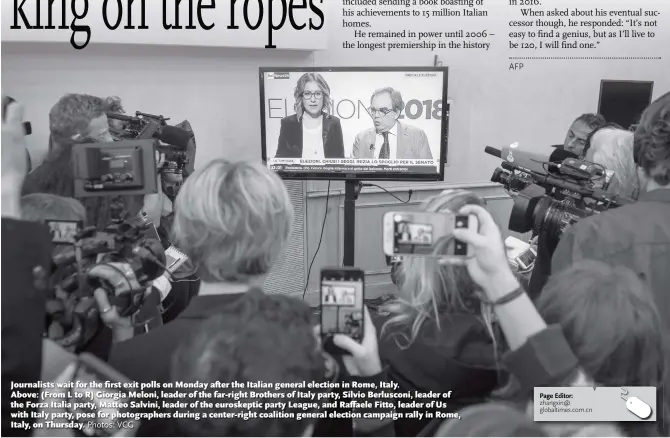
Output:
[{"xmin": 2, "ymin": 89, "xmax": 669, "ymax": 437}]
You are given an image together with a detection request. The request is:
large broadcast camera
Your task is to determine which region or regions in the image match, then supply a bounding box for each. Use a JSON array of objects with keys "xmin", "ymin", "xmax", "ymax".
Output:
[
  {"xmin": 485, "ymin": 144, "xmax": 634, "ymax": 246},
  {"xmin": 43, "ymin": 199, "xmax": 167, "ymax": 351},
  {"xmin": 107, "ymin": 111, "xmax": 194, "ymax": 198},
  {"xmin": 44, "ymin": 135, "xmax": 174, "ymax": 350}
]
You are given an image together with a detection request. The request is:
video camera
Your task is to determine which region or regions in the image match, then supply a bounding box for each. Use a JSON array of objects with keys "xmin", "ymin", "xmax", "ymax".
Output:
[
  {"xmin": 107, "ymin": 111, "xmax": 193, "ymax": 198},
  {"xmin": 43, "ymin": 199, "xmax": 166, "ymax": 351},
  {"xmin": 485, "ymin": 144, "xmax": 634, "ymax": 246}
]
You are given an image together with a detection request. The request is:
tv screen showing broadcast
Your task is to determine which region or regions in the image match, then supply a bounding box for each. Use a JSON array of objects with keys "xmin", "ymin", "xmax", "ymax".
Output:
[{"xmin": 259, "ymin": 67, "xmax": 449, "ymax": 181}]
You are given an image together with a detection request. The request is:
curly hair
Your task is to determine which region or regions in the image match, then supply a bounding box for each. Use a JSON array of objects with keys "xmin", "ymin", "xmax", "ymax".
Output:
[
  {"xmin": 634, "ymin": 92, "xmax": 670, "ymax": 186},
  {"xmin": 49, "ymin": 94, "xmax": 107, "ymax": 144}
]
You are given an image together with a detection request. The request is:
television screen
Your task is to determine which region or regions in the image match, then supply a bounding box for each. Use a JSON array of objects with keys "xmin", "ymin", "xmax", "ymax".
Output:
[{"xmin": 259, "ymin": 67, "xmax": 449, "ymax": 181}]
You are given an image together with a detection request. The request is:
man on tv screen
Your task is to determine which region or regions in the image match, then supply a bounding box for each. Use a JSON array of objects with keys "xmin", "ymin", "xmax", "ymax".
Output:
[{"xmin": 352, "ymin": 87, "xmax": 432, "ymax": 160}]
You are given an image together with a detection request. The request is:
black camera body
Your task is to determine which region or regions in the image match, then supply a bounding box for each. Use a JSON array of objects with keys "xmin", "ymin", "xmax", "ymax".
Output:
[
  {"xmin": 72, "ymin": 139, "xmax": 158, "ymax": 197},
  {"xmin": 107, "ymin": 111, "xmax": 193, "ymax": 197},
  {"xmin": 488, "ymin": 151, "xmax": 633, "ymax": 246},
  {"xmin": 45, "ymin": 200, "xmax": 166, "ymax": 351}
]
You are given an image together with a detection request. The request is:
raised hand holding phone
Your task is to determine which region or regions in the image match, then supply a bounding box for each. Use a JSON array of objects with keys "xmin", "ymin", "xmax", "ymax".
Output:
[
  {"xmin": 450, "ymin": 204, "xmax": 519, "ymax": 296},
  {"xmin": 382, "ymin": 211, "xmax": 478, "ymax": 262},
  {"xmin": 320, "ymin": 267, "xmax": 365, "ymax": 354}
]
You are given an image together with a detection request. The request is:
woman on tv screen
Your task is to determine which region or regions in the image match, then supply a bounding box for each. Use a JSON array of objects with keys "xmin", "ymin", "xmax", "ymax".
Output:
[{"xmin": 275, "ymin": 72, "xmax": 345, "ymax": 159}]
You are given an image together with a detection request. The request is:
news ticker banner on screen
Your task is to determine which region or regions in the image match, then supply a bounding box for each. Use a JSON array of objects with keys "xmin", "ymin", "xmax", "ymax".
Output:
[
  {"xmin": 534, "ymin": 387, "xmax": 657, "ymax": 422},
  {"xmin": 268, "ymin": 158, "xmax": 439, "ymax": 174}
]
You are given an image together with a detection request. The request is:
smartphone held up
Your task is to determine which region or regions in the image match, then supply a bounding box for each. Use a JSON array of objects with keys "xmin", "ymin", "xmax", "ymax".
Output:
[
  {"xmin": 320, "ymin": 267, "xmax": 365, "ymax": 356},
  {"xmin": 382, "ymin": 211, "xmax": 478, "ymax": 262}
]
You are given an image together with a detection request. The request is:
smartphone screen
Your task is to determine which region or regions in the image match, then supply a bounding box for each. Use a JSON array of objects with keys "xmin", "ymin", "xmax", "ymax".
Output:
[
  {"xmin": 45, "ymin": 220, "xmax": 82, "ymax": 245},
  {"xmin": 320, "ymin": 269, "xmax": 364, "ymax": 342},
  {"xmin": 68, "ymin": 354, "xmax": 139, "ymax": 436},
  {"xmin": 391, "ymin": 212, "xmax": 455, "ymax": 256}
]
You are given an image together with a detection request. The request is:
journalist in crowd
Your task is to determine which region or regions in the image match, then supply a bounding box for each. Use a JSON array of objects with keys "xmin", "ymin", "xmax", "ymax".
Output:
[
  {"xmin": 1, "ymin": 96, "xmax": 53, "ymax": 436},
  {"xmin": 529, "ymin": 123, "xmax": 641, "ymax": 297},
  {"xmin": 440, "ymin": 204, "xmax": 668, "ymax": 436},
  {"xmin": 551, "ymin": 92, "xmax": 670, "ymax": 329},
  {"xmin": 170, "ymin": 293, "xmax": 391, "ymax": 437},
  {"xmin": 374, "ymin": 190, "xmax": 499, "ymax": 436},
  {"xmin": 562, "ymin": 113, "xmax": 608, "ymax": 156},
  {"xmin": 23, "ymin": 93, "xmax": 179, "ymax": 339}
]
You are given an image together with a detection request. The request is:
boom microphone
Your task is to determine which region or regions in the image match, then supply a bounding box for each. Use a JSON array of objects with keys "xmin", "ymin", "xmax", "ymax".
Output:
[
  {"xmin": 484, "ymin": 146, "xmax": 502, "ymax": 158},
  {"xmin": 485, "ymin": 143, "xmax": 580, "ymax": 175}
]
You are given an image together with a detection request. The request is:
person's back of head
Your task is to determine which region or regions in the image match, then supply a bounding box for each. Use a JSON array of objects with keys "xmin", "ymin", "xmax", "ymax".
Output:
[
  {"xmin": 537, "ymin": 261, "xmax": 668, "ymax": 436},
  {"xmin": 634, "ymin": 92, "xmax": 670, "ymax": 191},
  {"xmin": 21, "ymin": 193, "xmax": 86, "ymax": 223},
  {"xmin": 585, "ymin": 128, "xmax": 640, "ymax": 199},
  {"xmin": 170, "ymin": 292, "xmax": 325, "ymax": 437},
  {"xmin": 435, "ymin": 402, "xmax": 546, "ymax": 436},
  {"xmin": 172, "ymin": 159, "xmax": 294, "ymax": 284},
  {"xmin": 381, "ymin": 189, "xmax": 488, "ymax": 344}
]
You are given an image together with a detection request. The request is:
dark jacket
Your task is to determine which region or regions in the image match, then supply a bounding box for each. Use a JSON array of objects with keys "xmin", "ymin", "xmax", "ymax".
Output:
[
  {"xmin": 551, "ymin": 188, "xmax": 670, "ymax": 330},
  {"xmin": 275, "ymin": 114, "xmax": 345, "ymax": 159},
  {"xmin": 108, "ymin": 292, "xmax": 249, "ymax": 436},
  {"xmin": 372, "ymin": 310, "xmax": 499, "ymax": 437},
  {"xmin": 1, "ymin": 219, "xmax": 52, "ymax": 436}
]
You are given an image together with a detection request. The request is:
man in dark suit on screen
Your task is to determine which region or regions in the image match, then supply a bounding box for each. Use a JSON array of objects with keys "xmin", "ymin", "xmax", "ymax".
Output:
[{"xmin": 352, "ymin": 87, "xmax": 432, "ymax": 160}]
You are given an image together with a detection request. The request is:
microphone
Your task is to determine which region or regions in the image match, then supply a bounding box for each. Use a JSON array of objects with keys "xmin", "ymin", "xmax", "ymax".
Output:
[
  {"xmin": 485, "ymin": 143, "xmax": 575, "ymax": 175},
  {"xmin": 106, "ymin": 112, "xmax": 137, "ymax": 122},
  {"xmin": 484, "ymin": 146, "xmax": 502, "ymax": 158},
  {"xmin": 369, "ymin": 143, "xmax": 375, "ymax": 151},
  {"xmin": 107, "ymin": 112, "xmax": 191, "ymax": 149}
]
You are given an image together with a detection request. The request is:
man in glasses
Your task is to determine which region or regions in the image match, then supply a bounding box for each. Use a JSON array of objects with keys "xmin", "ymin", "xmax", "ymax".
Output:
[{"xmin": 352, "ymin": 87, "xmax": 432, "ymax": 160}]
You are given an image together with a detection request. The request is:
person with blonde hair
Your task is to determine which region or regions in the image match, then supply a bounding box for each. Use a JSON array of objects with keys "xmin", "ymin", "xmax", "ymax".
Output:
[
  {"xmin": 585, "ymin": 127, "xmax": 640, "ymax": 200},
  {"xmin": 374, "ymin": 189, "xmax": 499, "ymax": 436},
  {"xmin": 107, "ymin": 160, "xmax": 294, "ymax": 399}
]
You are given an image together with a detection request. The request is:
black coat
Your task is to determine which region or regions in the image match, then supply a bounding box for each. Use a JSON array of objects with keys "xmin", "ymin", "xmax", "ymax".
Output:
[
  {"xmin": 1, "ymin": 219, "xmax": 52, "ymax": 436},
  {"xmin": 275, "ymin": 114, "xmax": 345, "ymax": 158}
]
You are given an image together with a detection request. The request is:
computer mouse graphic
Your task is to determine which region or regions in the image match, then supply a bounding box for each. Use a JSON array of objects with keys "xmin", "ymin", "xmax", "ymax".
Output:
[{"xmin": 626, "ymin": 397, "xmax": 652, "ymax": 419}]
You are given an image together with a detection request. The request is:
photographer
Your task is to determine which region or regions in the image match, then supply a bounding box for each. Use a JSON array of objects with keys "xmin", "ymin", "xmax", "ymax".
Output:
[
  {"xmin": 551, "ymin": 92, "xmax": 670, "ymax": 329},
  {"xmin": 23, "ymin": 94, "xmax": 145, "ymax": 228},
  {"xmin": 375, "ymin": 190, "xmax": 499, "ymax": 437},
  {"xmin": 449, "ymin": 205, "xmax": 668, "ymax": 437},
  {"xmin": 563, "ymin": 113, "xmax": 608, "ymax": 156},
  {"xmin": 1, "ymin": 96, "xmax": 53, "ymax": 436},
  {"xmin": 528, "ymin": 125, "xmax": 641, "ymax": 298},
  {"xmin": 24, "ymin": 94, "xmax": 170, "ymax": 336}
]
